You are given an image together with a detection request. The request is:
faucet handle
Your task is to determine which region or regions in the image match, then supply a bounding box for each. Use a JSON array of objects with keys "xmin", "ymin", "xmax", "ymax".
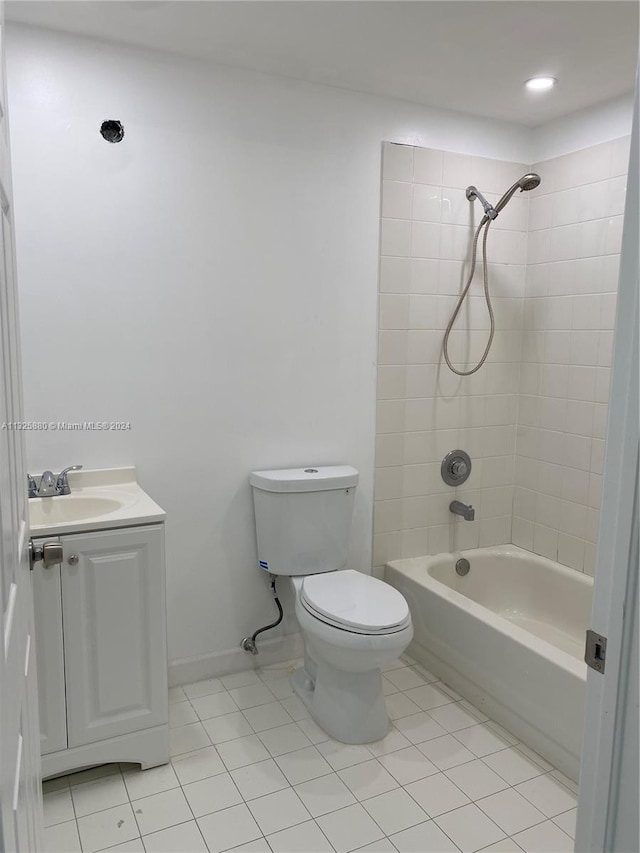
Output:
[
  {"xmin": 56, "ymin": 465, "xmax": 83, "ymax": 495},
  {"xmin": 27, "ymin": 473, "xmax": 37, "ymax": 498}
]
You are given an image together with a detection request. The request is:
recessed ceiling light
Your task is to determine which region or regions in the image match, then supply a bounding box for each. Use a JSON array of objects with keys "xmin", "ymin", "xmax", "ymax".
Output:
[{"xmin": 525, "ymin": 76, "xmax": 557, "ymax": 92}]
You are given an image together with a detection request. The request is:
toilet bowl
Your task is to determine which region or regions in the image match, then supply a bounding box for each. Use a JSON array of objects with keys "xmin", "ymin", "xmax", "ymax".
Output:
[
  {"xmin": 249, "ymin": 465, "xmax": 413, "ymax": 744},
  {"xmin": 290, "ymin": 571, "xmax": 413, "ymax": 743}
]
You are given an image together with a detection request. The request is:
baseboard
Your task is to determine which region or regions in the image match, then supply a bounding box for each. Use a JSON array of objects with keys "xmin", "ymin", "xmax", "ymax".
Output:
[{"xmin": 168, "ymin": 632, "xmax": 304, "ymax": 687}]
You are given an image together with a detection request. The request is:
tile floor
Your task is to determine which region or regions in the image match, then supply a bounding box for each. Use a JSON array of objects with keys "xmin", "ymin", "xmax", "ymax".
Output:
[{"xmin": 42, "ymin": 656, "xmax": 578, "ymax": 853}]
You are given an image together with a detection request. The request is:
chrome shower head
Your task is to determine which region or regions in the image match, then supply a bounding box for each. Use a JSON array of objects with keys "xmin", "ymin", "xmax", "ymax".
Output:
[
  {"xmin": 518, "ymin": 173, "xmax": 542, "ymax": 192},
  {"xmin": 494, "ymin": 172, "xmax": 541, "ymax": 213}
]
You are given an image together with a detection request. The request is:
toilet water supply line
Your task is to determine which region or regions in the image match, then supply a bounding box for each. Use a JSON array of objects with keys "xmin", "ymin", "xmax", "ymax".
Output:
[{"xmin": 240, "ymin": 577, "xmax": 283, "ymax": 655}]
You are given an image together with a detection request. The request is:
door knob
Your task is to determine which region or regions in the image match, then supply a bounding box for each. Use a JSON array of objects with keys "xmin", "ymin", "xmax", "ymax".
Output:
[
  {"xmin": 43, "ymin": 543, "xmax": 63, "ymax": 567},
  {"xmin": 29, "ymin": 541, "xmax": 63, "ymax": 569},
  {"xmin": 68, "ymin": 555, "xmax": 79, "ymax": 566}
]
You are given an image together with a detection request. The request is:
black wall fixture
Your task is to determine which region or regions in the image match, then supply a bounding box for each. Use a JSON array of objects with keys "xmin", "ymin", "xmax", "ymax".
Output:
[{"xmin": 100, "ymin": 120, "xmax": 124, "ymax": 143}]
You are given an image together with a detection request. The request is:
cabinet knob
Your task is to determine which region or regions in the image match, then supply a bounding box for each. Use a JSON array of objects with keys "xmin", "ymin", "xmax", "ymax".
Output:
[{"xmin": 68, "ymin": 554, "xmax": 79, "ymax": 566}]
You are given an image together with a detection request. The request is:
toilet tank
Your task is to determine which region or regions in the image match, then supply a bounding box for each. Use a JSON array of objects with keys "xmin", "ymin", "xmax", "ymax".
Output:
[{"xmin": 249, "ymin": 466, "xmax": 358, "ymax": 576}]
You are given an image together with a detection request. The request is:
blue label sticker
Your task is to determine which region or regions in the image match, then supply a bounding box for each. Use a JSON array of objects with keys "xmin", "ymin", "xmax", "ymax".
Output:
[{"xmin": 259, "ymin": 560, "xmax": 269, "ymax": 570}]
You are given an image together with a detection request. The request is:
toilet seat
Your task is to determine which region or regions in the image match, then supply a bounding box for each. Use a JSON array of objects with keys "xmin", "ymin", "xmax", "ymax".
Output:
[
  {"xmin": 300, "ymin": 570, "xmax": 410, "ymax": 635},
  {"xmin": 300, "ymin": 599, "xmax": 412, "ymax": 635}
]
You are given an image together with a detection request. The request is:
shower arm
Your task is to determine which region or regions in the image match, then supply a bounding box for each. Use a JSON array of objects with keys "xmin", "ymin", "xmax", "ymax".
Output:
[{"xmin": 465, "ymin": 185, "xmax": 498, "ymax": 220}]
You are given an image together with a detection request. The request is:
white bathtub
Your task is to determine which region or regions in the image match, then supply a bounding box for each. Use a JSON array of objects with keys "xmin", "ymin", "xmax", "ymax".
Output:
[{"xmin": 386, "ymin": 545, "xmax": 593, "ymax": 781}]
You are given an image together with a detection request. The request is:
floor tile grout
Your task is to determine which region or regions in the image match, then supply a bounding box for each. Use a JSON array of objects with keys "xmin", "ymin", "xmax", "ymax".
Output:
[{"xmin": 43, "ymin": 656, "xmax": 576, "ymax": 853}]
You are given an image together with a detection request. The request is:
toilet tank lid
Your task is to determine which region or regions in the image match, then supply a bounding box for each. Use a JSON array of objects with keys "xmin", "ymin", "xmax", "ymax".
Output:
[{"xmin": 250, "ymin": 465, "xmax": 359, "ymax": 493}]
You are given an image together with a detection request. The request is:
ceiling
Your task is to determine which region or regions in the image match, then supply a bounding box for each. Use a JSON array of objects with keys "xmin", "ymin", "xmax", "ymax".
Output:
[{"xmin": 6, "ymin": 1, "xmax": 638, "ymax": 126}]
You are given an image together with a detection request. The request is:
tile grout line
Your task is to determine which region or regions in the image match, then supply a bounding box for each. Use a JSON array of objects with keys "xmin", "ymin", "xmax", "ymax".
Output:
[
  {"xmin": 45, "ymin": 658, "xmax": 577, "ymax": 853},
  {"xmin": 173, "ymin": 679, "xmax": 323, "ymax": 852}
]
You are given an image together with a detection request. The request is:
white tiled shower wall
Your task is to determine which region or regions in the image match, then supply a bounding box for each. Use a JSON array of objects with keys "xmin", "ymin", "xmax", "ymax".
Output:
[
  {"xmin": 512, "ymin": 136, "xmax": 630, "ymax": 575},
  {"xmin": 373, "ymin": 137, "xmax": 629, "ymax": 578},
  {"xmin": 373, "ymin": 143, "xmax": 530, "ymax": 576}
]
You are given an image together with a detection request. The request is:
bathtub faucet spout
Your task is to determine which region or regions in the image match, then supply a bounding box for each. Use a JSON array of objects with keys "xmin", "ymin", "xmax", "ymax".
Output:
[{"xmin": 450, "ymin": 500, "xmax": 475, "ymax": 521}]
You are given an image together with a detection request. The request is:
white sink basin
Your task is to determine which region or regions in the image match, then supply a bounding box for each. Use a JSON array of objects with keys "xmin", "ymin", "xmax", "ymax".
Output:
[
  {"xmin": 30, "ymin": 496, "xmax": 126, "ymax": 526},
  {"xmin": 27, "ymin": 468, "xmax": 166, "ymax": 535}
]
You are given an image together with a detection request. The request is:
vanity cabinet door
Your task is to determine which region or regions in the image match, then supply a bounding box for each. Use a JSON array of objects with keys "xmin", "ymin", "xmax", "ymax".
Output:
[
  {"xmin": 60, "ymin": 525, "xmax": 168, "ymax": 747},
  {"xmin": 31, "ymin": 538, "xmax": 67, "ymax": 755}
]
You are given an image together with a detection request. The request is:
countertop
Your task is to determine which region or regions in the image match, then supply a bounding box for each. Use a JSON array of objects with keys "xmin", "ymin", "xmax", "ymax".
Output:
[{"xmin": 29, "ymin": 466, "xmax": 166, "ymax": 536}]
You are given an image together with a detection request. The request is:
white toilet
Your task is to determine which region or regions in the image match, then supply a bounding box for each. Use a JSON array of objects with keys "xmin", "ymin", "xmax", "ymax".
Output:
[{"xmin": 250, "ymin": 465, "xmax": 413, "ymax": 744}]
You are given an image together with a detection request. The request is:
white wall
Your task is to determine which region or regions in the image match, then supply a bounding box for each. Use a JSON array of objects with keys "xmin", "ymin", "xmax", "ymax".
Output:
[
  {"xmin": 531, "ymin": 93, "xmax": 634, "ymax": 162},
  {"xmin": 6, "ymin": 24, "xmax": 532, "ymax": 679}
]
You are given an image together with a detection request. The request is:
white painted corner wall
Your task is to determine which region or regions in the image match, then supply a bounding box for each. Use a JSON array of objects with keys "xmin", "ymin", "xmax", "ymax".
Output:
[
  {"xmin": 4, "ymin": 24, "xmax": 633, "ymax": 681},
  {"xmin": 531, "ymin": 92, "xmax": 635, "ymax": 163}
]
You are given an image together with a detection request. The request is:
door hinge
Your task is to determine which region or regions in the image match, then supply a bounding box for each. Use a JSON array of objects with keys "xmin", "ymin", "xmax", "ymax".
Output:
[{"xmin": 585, "ymin": 629, "xmax": 607, "ymax": 673}]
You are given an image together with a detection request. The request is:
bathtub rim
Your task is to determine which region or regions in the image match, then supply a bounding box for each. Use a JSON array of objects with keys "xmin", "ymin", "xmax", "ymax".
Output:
[{"xmin": 387, "ymin": 544, "xmax": 592, "ymax": 681}]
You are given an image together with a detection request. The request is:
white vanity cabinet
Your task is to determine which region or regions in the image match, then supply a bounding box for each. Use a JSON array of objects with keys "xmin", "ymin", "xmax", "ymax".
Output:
[{"xmin": 32, "ymin": 524, "xmax": 169, "ymax": 778}]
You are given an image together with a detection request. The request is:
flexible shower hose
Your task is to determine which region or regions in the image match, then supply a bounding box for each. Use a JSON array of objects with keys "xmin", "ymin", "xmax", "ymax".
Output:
[{"xmin": 442, "ymin": 216, "xmax": 495, "ymax": 376}]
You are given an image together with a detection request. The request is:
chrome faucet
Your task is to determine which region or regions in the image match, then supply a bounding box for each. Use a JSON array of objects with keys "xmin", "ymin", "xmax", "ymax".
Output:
[
  {"xmin": 450, "ymin": 500, "xmax": 475, "ymax": 521},
  {"xmin": 37, "ymin": 470, "xmax": 57, "ymax": 496},
  {"xmin": 56, "ymin": 465, "xmax": 83, "ymax": 495},
  {"xmin": 28, "ymin": 465, "xmax": 83, "ymax": 498}
]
